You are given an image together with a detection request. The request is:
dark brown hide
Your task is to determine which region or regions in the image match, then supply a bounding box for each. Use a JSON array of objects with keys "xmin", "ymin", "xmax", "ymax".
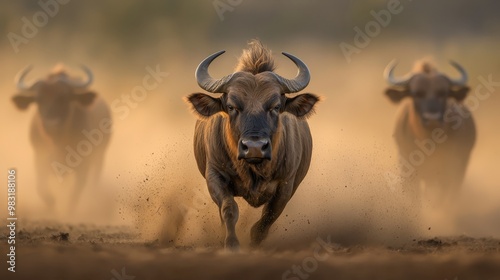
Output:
[
  {"xmin": 12, "ymin": 65, "xmax": 111, "ymax": 211},
  {"xmin": 384, "ymin": 60, "xmax": 475, "ymax": 203},
  {"xmin": 186, "ymin": 40, "xmax": 319, "ymax": 249}
]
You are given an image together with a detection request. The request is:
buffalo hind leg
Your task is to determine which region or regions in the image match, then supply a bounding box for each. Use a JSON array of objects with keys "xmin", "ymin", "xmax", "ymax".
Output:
[{"xmin": 251, "ymin": 183, "xmax": 293, "ymax": 247}]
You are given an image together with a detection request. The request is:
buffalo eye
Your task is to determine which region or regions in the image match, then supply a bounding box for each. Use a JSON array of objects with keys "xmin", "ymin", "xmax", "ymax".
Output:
[
  {"xmin": 227, "ymin": 104, "xmax": 239, "ymax": 114},
  {"xmin": 270, "ymin": 105, "xmax": 280, "ymax": 114}
]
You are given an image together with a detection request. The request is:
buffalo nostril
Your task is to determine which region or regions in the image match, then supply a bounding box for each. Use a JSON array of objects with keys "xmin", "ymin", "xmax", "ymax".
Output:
[
  {"xmin": 238, "ymin": 138, "xmax": 272, "ymax": 161},
  {"xmin": 261, "ymin": 141, "xmax": 269, "ymax": 152},
  {"xmin": 241, "ymin": 143, "xmax": 249, "ymax": 152}
]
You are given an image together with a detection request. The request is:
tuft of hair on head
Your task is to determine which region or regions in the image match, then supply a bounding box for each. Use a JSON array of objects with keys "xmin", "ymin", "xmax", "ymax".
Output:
[
  {"xmin": 235, "ymin": 39, "xmax": 276, "ymax": 74},
  {"xmin": 412, "ymin": 57, "xmax": 437, "ymax": 74},
  {"xmin": 50, "ymin": 63, "xmax": 68, "ymax": 75},
  {"xmin": 47, "ymin": 63, "xmax": 70, "ymax": 81}
]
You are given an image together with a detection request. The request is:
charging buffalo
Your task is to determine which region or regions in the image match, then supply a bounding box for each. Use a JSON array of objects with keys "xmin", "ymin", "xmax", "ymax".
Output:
[
  {"xmin": 186, "ymin": 40, "xmax": 319, "ymax": 249},
  {"xmin": 384, "ymin": 60, "xmax": 475, "ymax": 202},
  {"xmin": 12, "ymin": 64, "xmax": 111, "ymax": 210}
]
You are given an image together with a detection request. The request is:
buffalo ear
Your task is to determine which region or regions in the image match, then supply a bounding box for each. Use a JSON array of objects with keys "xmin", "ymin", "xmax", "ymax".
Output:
[
  {"xmin": 385, "ymin": 87, "xmax": 409, "ymax": 103},
  {"xmin": 449, "ymin": 86, "xmax": 469, "ymax": 102},
  {"xmin": 186, "ymin": 93, "xmax": 223, "ymax": 117},
  {"xmin": 12, "ymin": 94, "xmax": 35, "ymax": 110},
  {"xmin": 284, "ymin": 93, "xmax": 320, "ymax": 118},
  {"xmin": 74, "ymin": 91, "xmax": 97, "ymax": 106}
]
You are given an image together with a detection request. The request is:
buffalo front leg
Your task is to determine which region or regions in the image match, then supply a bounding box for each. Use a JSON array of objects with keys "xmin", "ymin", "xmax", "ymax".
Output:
[
  {"xmin": 251, "ymin": 182, "xmax": 293, "ymax": 247},
  {"xmin": 69, "ymin": 162, "xmax": 91, "ymax": 212},
  {"xmin": 206, "ymin": 169, "xmax": 240, "ymax": 250},
  {"xmin": 35, "ymin": 156, "xmax": 55, "ymax": 210},
  {"xmin": 90, "ymin": 149, "xmax": 107, "ymax": 186}
]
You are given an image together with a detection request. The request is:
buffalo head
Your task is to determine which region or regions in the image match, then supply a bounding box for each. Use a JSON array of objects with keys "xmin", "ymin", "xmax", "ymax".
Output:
[
  {"xmin": 12, "ymin": 65, "xmax": 96, "ymax": 129},
  {"xmin": 187, "ymin": 43, "xmax": 319, "ymax": 164},
  {"xmin": 384, "ymin": 60, "xmax": 469, "ymax": 127}
]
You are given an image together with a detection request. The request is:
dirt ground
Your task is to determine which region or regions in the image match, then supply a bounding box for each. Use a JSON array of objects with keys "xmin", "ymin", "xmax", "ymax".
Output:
[{"xmin": 1, "ymin": 221, "xmax": 499, "ymax": 280}]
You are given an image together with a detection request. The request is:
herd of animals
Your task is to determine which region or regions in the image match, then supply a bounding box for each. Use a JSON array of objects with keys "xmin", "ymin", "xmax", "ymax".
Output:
[{"xmin": 11, "ymin": 40, "xmax": 475, "ymax": 250}]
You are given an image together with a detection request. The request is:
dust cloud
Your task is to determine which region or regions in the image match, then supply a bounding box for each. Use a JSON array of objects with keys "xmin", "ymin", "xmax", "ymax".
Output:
[
  {"xmin": 1, "ymin": 37, "xmax": 499, "ymax": 252},
  {"xmin": 120, "ymin": 38, "xmax": 499, "ymax": 250}
]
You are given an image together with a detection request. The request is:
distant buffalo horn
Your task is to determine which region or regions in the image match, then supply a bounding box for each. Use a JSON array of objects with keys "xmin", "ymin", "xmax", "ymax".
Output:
[
  {"xmin": 384, "ymin": 60, "xmax": 412, "ymax": 87},
  {"xmin": 15, "ymin": 65, "xmax": 34, "ymax": 90},
  {"xmin": 448, "ymin": 61, "xmax": 467, "ymax": 86},
  {"xmin": 62, "ymin": 65, "xmax": 93, "ymax": 88},
  {"xmin": 16, "ymin": 65, "xmax": 93, "ymax": 90}
]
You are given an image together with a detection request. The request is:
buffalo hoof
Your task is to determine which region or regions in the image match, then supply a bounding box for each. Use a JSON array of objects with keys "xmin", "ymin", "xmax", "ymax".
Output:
[
  {"xmin": 224, "ymin": 236, "xmax": 240, "ymax": 252},
  {"xmin": 250, "ymin": 223, "xmax": 268, "ymax": 248}
]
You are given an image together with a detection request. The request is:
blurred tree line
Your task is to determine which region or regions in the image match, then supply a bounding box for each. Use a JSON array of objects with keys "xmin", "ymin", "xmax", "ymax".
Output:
[{"xmin": 1, "ymin": 0, "xmax": 499, "ymax": 52}]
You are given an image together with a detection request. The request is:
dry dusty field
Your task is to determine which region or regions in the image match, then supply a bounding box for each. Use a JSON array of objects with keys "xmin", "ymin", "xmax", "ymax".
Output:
[
  {"xmin": 1, "ymin": 221, "xmax": 499, "ymax": 280},
  {"xmin": 1, "ymin": 39, "xmax": 500, "ymax": 280}
]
